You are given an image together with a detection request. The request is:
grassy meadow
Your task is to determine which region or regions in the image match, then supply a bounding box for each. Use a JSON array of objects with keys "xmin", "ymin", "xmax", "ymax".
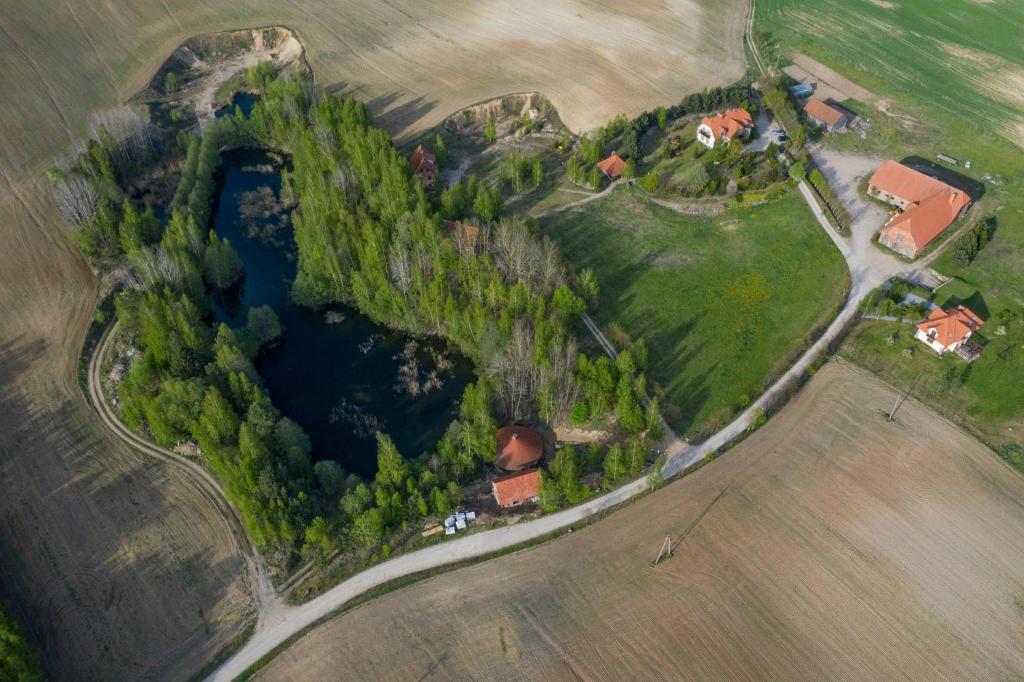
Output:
[{"xmin": 542, "ymin": 188, "xmax": 847, "ymax": 439}]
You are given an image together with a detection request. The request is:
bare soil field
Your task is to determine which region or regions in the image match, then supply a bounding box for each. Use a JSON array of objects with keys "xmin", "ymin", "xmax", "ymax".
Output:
[
  {"xmin": 0, "ymin": 0, "xmax": 746, "ymax": 675},
  {"xmin": 256, "ymin": 361, "xmax": 1024, "ymax": 680},
  {"xmin": 0, "ymin": 333, "xmax": 252, "ymax": 679}
]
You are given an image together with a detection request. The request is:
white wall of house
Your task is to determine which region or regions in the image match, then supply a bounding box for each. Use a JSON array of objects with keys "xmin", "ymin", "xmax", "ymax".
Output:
[{"xmin": 915, "ymin": 328, "xmax": 970, "ymax": 354}]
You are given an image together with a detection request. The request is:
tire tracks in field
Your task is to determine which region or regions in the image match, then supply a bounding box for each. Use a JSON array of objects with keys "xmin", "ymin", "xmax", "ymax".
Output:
[
  {"xmin": 62, "ymin": 0, "xmax": 118, "ymax": 95},
  {"xmin": 0, "ymin": 18, "xmax": 75, "ymax": 145}
]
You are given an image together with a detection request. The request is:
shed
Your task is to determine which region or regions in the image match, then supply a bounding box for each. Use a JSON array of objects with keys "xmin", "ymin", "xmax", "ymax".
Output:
[
  {"xmin": 802, "ymin": 99, "xmax": 849, "ymax": 132},
  {"xmin": 492, "ymin": 469, "xmax": 541, "ymax": 508},
  {"xmin": 597, "ymin": 153, "xmax": 627, "ymax": 180}
]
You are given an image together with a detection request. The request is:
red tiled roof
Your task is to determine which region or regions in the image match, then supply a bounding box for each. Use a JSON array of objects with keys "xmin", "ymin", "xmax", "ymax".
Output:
[
  {"xmin": 916, "ymin": 305, "xmax": 984, "ymax": 348},
  {"xmin": 597, "ymin": 153, "xmax": 626, "ymax": 179},
  {"xmin": 872, "ymin": 162, "xmax": 971, "ymax": 254},
  {"xmin": 492, "ymin": 469, "xmax": 540, "ymax": 507},
  {"xmin": 410, "ymin": 145, "xmax": 436, "ymax": 173},
  {"xmin": 803, "ymin": 99, "xmax": 845, "ymax": 127},
  {"xmin": 699, "ymin": 108, "xmax": 754, "ymax": 141},
  {"xmin": 443, "ymin": 219, "xmax": 480, "ymax": 249},
  {"xmin": 494, "ymin": 426, "xmax": 543, "ymax": 471}
]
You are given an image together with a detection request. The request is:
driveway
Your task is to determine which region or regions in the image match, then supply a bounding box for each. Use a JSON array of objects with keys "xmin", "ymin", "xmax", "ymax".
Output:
[
  {"xmin": 807, "ymin": 144, "xmax": 907, "ymax": 286},
  {"xmin": 743, "ymin": 108, "xmax": 779, "ymax": 153}
]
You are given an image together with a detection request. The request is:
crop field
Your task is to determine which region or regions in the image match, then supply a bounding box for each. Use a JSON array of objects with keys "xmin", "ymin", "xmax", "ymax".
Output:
[
  {"xmin": 542, "ymin": 188, "xmax": 847, "ymax": 438},
  {"xmin": 756, "ymin": 0, "xmax": 1024, "ymax": 150},
  {"xmin": 254, "ymin": 361, "xmax": 1024, "ymax": 680}
]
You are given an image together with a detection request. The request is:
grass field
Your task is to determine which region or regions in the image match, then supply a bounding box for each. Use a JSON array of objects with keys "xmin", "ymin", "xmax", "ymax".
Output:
[
  {"xmin": 542, "ymin": 187, "xmax": 847, "ymax": 438},
  {"xmin": 254, "ymin": 361, "xmax": 1024, "ymax": 680}
]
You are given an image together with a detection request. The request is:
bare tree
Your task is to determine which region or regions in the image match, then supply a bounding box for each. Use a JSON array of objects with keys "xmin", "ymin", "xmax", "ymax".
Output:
[
  {"xmin": 129, "ymin": 246, "xmax": 184, "ymax": 289},
  {"xmin": 489, "ymin": 217, "xmax": 562, "ymax": 294},
  {"xmin": 544, "ymin": 337, "xmax": 580, "ymax": 426},
  {"xmin": 53, "ymin": 174, "xmax": 99, "ymax": 225},
  {"xmin": 387, "ymin": 240, "xmax": 413, "ymax": 299},
  {"xmin": 89, "ymin": 106, "xmax": 153, "ymax": 163},
  {"xmin": 487, "ymin": 319, "xmax": 543, "ymax": 421}
]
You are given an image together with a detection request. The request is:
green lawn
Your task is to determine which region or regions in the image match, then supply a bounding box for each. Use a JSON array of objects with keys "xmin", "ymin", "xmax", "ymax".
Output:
[
  {"xmin": 840, "ymin": 317, "xmax": 1024, "ymax": 458},
  {"xmin": 543, "ymin": 188, "xmax": 848, "ymax": 439}
]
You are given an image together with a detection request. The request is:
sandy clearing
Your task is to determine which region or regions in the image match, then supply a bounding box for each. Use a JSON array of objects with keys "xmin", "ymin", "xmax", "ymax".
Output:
[
  {"xmin": 255, "ymin": 361, "xmax": 1024, "ymax": 680},
  {"xmin": 785, "ymin": 53, "xmax": 877, "ymax": 103}
]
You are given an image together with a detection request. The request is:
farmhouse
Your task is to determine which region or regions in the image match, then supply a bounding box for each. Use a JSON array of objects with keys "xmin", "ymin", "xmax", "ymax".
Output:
[
  {"xmin": 597, "ymin": 153, "xmax": 626, "ymax": 179},
  {"xmin": 696, "ymin": 108, "xmax": 754, "ymax": 149},
  {"xmin": 868, "ymin": 161, "xmax": 971, "ymax": 258},
  {"xmin": 492, "ymin": 469, "xmax": 540, "ymax": 508},
  {"xmin": 803, "ymin": 99, "xmax": 848, "ymax": 132},
  {"xmin": 494, "ymin": 426, "xmax": 543, "ymax": 472},
  {"xmin": 409, "ymin": 145, "xmax": 438, "ymax": 187},
  {"xmin": 915, "ymin": 305, "xmax": 984, "ymax": 358}
]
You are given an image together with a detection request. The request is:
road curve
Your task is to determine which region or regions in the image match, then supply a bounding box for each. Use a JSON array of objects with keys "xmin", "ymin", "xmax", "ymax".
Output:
[{"xmin": 88, "ymin": 322, "xmax": 277, "ymax": 612}]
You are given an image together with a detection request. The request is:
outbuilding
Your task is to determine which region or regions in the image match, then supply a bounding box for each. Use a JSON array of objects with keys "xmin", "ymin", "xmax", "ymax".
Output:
[
  {"xmin": 492, "ymin": 469, "xmax": 540, "ymax": 508},
  {"xmin": 803, "ymin": 99, "xmax": 849, "ymax": 133}
]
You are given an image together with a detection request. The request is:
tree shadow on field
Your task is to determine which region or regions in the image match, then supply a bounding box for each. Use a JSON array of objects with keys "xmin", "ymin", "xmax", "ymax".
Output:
[{"xmin": 0, "ymin": 337, "xmax": 249, "ymax": 681}]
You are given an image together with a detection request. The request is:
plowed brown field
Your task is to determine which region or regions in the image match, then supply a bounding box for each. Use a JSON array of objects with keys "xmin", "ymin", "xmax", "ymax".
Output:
[{"xmin": 256, "ymin": 362, "xmax": 1024, "ymax": 680}]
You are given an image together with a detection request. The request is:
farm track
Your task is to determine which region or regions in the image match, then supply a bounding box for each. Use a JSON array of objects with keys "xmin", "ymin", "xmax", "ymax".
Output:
[{"xmin": 88, "ymin": 322, "xmax": 279, "ymax": 618}]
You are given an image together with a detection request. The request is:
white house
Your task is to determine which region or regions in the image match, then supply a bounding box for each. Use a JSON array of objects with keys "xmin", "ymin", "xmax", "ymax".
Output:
[
  {"xmin": 914, "ymin": 305, "xmax": 984, "ymax": 354},
  {"xmin": 696, "ymin": 108, "xmax": 755, "ymax": 149}
]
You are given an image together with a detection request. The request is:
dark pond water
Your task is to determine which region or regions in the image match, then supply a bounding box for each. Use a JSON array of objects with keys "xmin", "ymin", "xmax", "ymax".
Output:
[
  {"xmin": 211, "ymin": 148, "xmax": 472, "ymax": 476},
  {"xmin": 215, "ymin": 91, "xmax": 259, "ymax": 119}
]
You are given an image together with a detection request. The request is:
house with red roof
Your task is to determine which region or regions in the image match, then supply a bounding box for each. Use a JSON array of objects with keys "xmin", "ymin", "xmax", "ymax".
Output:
[
  {"xmin": 696, "ymin": 108, "xmax": 754, "ymax": 149},
  {"xmin": 868, "ymin": 161, "xmax": 971, "ymax": 258},
  {"xmin": 597, "ymin": 153, "xmax": 626, "ymax": 179},
  {"xmin": 494, "ymin": 426, "xmax": 543, "ymax": 472},
  {"xmin": 914, "ymin": 305, "xmax": 984, "ymax": 356},
  {"xmin": 492, "ymin": 468, "xmax": 540, "ymax": 508},
  {"xmin": 409, "ymin": 145, "xmax": 438, "ymax": 187}
]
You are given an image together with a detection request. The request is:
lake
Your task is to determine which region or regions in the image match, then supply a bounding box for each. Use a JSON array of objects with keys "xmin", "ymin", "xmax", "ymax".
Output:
[{"xmin": 211, "ymin": 148, "xmax": 472, "ymax": 477}]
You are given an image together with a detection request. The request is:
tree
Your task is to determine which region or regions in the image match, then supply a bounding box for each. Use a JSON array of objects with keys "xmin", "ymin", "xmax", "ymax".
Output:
[
  {"xmin": 302, "ymin": 515, "xmax": 335, "ymax": 559},
  {"xmin": 790, "ymin": 125, "xmax": 807, "ymax": 150},
  {"xmin": 242, "ymin": 305, "xmax": 282, "ymax": 354},
  {"xmin": 646, "ymin": 396, "xmax": 663, "ymax": 440},
  {"xmin": 587, "ymin": 166, "xmax": 602, "ymax": 190},
  {"xmin": 165, "ymin": 71, "xmax": 178, "ymax": 94},
  {"xmin": 622, "ymin": 125, "xmax": 640, "ymax": 161},
  {"xmin": 531, "ymin": 157, "xmax": 544, "ymax": 187},
  {"xmin": 202, "ymin": 231, "xmax": 244, "ymax": 290},
  {"xmin": 566, "ymin": 155, "xmax": 581, "ymax": 184},
  {"xmin": 788, "ymin": 161, "xmax": 806, "ymax": 180},
  {"xmin": 602, "ymin": 443, "xmax": 627, "ymax": 487},
  {"xmin": 53, "ymin": 173, "xmax": 99, "ymax": 225},
  {"xmin": 314, "ymin": 460, "xmax": 346, "ymax": 499},
  {"xmin": 657, "ymin": 107, "xmax": 668, "ymax": 129},
  {"xmin": 374, "ymin": 432, "xmax": 408, "ymax": 489},
  {"xmin": 570, "ymin": 401, "xmax": 590, "ymax": 426},
  {"xmin": 485, "ymin": 116, "xmax": 497, "ymax": 143},
  {"xmin": 537, "ymin": 469, "xmax": 561, "ymax": 511},
  {"xmin": 434, "ymin": 133, "xmax": 447, "ymax": 165},
  {"xmin": 639, "ymin": 172, "xmax": 659, "ymax": 193},
  {"xmin": 578, "ymin": 268, "xmax": 599, "ymax": 305}
]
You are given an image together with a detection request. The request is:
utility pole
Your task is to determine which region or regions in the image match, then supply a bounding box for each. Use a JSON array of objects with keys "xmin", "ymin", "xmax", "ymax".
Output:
[{"xmin": 652, "ymin": 535, "xmax": 673, "ymax": 566}]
